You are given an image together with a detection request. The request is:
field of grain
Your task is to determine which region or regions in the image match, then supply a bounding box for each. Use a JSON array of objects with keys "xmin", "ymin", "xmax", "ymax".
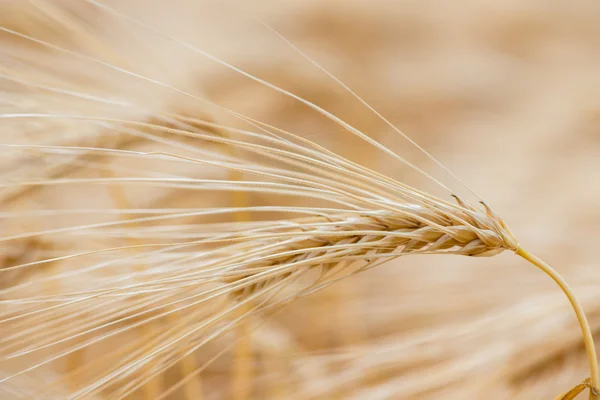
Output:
[{"xmin": 1, "ymin": 1, "xmax": 599, "ymax": 399}]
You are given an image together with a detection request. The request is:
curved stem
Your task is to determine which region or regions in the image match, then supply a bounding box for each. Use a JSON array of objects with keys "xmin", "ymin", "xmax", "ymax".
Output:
[{"xmin": 516, "ymin": 247, "xmax": 599, "ymax": 400}]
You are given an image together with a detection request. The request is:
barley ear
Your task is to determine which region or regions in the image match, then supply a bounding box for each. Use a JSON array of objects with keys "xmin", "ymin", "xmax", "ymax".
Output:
[{"xmin": 516, "ymin": 248, "xmax": 599, "ymax": 400}]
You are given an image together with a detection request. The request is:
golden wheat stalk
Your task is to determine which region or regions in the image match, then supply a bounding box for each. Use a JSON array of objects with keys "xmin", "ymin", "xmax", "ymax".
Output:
[{"xmin": 0, "ymin": 1, "xmax": 597, "ymax": 399}]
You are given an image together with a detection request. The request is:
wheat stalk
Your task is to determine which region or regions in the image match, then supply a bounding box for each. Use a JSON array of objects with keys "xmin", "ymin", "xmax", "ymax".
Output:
[{"xmin": 0, "ymin": 1, "xmax": 598, "ymax": 399}]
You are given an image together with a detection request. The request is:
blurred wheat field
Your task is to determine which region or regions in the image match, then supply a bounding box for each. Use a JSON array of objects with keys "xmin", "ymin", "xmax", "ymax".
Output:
[{"xmin": 1, "ymin": 1, "xmax": 600, "ymax": 399}]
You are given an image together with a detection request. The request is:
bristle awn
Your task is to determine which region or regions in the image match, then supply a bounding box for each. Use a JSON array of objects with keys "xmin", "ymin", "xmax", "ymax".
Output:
[
  {"xmin": 0, "ymin": 26, "xmax": 301, "ymax": 153},
  {"xmin": 231, "ymin": 2, "xmax": 480, "ymax": 200},
  {"xmin": 101, "ymin": 168, "xmax": 164, "ymax": 399},
  {"xmin": 81, "ymin": 0, "xmax": 452, "ymax": 192},
  {"xmin": 0, "ymin": 66, "xmax": 452, "ymax": 205},
  {"xmin": 2, "ymin": 23, "xmax": 423, "ymax": 187},
  {"xmin": 113, "ymin": 258, "xmax": 310, "ymax": 400},
  {"xmin": 0, "ymin": 116, "xmax": 409, "ymax": 204},
  {"xmin": 85, "ymin": 267, "xmax": 301, "ymax": 399}
]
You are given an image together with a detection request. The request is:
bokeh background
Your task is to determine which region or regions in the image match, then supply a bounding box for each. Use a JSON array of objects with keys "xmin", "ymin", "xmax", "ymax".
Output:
[{"xmin": 1, "ymin": 0, "xmax": 600, "ymax": 398}]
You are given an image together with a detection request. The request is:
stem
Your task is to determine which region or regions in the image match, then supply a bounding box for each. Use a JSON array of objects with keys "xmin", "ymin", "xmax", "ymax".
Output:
[
  {"xmin": 516, "ymin": 247, "xmax": 599, "ymax": 400},
  {"xmin": 232, "ymin": 303, "xmax": 252, "ymax": 400}
]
